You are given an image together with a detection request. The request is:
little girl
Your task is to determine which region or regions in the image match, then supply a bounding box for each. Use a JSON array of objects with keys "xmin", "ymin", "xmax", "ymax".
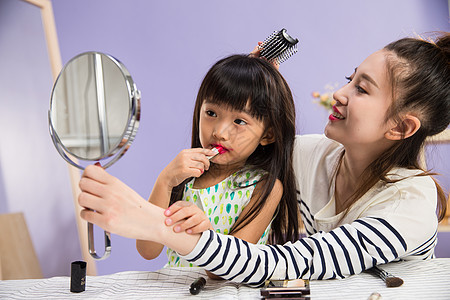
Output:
[{"xmin": 136, "ymin": 54, "xmax": 299, "ymax": 268}]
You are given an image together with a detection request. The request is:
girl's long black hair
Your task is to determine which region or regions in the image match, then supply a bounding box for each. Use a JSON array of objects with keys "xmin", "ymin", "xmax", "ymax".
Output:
[{"xmin": 170, "ymin": 54, "xmax": 299, "ymax": 244}]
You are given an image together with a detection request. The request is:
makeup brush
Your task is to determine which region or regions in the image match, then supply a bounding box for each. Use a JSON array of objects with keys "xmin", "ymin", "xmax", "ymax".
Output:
[{"xmin": 370, "ymin": 265, "xmax": 404, "ymax": 288}]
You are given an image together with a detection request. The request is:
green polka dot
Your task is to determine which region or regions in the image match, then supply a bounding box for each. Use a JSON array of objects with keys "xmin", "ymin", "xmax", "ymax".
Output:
[
  {"xmin": 226, "ymin": 203, "xmax": 231, "ymax": 213},
  {"xmin": 234, "ymin": 204, "xmax": 239, "ymax": 214},
  {"xmin": 214, "ymin": 216, "xmax": 219, "ymax": 225},
  {"xmin": 238, "ymin": 191, "xmax": 242, "ymax": 198},
  {"xmin": 211, "ymin": 195, "xmax": 215, "ymax": 203},
  {"xmin": 224, "ymin": 229, "xmax": 229, "ymax": 235}
]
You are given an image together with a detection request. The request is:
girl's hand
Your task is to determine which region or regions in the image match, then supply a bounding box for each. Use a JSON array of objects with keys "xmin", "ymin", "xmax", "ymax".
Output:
[
  {"xmin": 164, "ymin": 201, "xmax": 213, "ymax": 234},
  {"xmin": 159, "ymin": 148, "xmax": 216, "ymax": 189}
]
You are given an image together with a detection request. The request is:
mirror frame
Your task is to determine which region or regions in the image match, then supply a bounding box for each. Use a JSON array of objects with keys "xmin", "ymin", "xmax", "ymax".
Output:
[{"xmin": 48, "ymin": 51, "xmax": 141, "ymax": 170}]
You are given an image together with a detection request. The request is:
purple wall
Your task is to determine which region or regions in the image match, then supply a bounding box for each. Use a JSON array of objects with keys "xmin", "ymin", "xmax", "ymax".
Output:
[
  {"xmin": 0, "ymin": 0, "xmax": 80, "ymax": 278},
  {"xmin": 2, "ymin": 0, "xmax": 447, "ymax": 277}
]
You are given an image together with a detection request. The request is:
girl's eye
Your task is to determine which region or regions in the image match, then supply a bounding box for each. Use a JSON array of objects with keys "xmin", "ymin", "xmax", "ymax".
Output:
[
  {"xmin": 234, "ymin": 119, "xmax": 247, "ymax": 125},
  {"xmin": 206, "ymin": 110, "xmax": 216, "ymax": 117}
]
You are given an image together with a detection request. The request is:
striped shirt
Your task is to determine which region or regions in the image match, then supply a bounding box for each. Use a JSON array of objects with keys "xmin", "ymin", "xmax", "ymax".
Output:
[{"xmin": 181, "ymin": 135, "xmax": 438, "ymax": 286}]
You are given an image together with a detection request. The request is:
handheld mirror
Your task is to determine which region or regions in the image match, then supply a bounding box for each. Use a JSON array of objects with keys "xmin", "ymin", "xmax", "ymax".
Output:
[{"xmin": 49, "ymin": 52, "xmax": 141, "ymax": 260}]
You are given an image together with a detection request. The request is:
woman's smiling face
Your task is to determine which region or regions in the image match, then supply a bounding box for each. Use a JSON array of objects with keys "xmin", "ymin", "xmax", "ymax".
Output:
[{"xmin": 324, "ymin": 50, "xmax": 397, "ymax": 150}]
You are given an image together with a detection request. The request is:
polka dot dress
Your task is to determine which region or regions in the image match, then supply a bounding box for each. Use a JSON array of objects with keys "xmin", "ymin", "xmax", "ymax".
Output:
[{"xmin": 166, "ymin": 168, "xmax": 271, "ymax": 267}]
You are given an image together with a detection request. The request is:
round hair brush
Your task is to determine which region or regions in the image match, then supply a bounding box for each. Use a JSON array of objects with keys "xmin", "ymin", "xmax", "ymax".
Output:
[{"xmin": 258, "ymin": 28, "xmax": 299, "ymax": 64}]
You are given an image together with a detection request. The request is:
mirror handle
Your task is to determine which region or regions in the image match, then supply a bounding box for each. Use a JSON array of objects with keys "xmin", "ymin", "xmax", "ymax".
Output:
[{"xmin": 87, "ymin": 222, "xmax": 111, "ymax": 260}]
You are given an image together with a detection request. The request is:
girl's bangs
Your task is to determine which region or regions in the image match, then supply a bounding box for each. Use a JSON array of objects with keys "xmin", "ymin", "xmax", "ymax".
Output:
[{"xmin": 200, "ymin": 64, "xmax": 269, "ymax": 121}]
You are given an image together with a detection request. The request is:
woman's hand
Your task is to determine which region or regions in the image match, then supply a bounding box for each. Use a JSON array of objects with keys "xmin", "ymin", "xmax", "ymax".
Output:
[
  {"xmin": 159, "ymin": 148, "xmax": 216, "ymax": 189},
  {"xmin": 164, "ymin": 201, "xmax": 213, "ymax": 234},
  {"xmin": 249, "ymin": 41, "xmax": 280, "ymax": 70},
  {"xmin": 78, "ymin": 164, "xmax": 160, "ymax": 240},
  {"xmin": 249, "ymin": 41, "xmax": 263, "ymax": 57}
]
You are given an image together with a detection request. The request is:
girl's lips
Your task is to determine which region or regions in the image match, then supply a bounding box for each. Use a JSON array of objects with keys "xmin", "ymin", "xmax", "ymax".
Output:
[{"xmin": 211, "ymin": 144, "xmax": 229, "ymax": 154}]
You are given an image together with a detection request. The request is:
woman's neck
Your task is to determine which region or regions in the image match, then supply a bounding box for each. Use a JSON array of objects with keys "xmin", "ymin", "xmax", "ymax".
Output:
[{"xmin": 334, "ymin": 144, "xmax": 388, "ymax": 214}]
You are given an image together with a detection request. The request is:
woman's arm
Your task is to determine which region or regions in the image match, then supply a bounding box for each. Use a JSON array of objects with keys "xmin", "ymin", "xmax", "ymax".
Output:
[
  {"xmin": 79, "ymin": 165, "xmax": 437, "ymax": 286},
  {"xmin": 136, "ymin": 177, "xmax": 172, "ymax": 260},
  {"xmin": 79, "ymin": 165, "xmax": 201, "ymax": 255},
  {"xmin": 180, "ymin": 176, "xmax": 438, "ymax": 286},
  {"xmin": 208, "ymin": 179, "xmax": 282, "ymax": 279},
  {"xmin": 180, "ymin": 216, "xmax": 424, "ymax": 286}
]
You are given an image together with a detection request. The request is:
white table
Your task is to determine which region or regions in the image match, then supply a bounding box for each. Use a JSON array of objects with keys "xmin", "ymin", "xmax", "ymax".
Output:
[{"xmin": 1, "ymin": 259, "xmax": 449, "ymax": 299}]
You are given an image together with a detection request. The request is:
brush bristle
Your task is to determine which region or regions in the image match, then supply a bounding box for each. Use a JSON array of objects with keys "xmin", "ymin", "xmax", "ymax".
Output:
[{"xmin": 385, "ymin": 276, "xmax": 404, "ymax": 287}]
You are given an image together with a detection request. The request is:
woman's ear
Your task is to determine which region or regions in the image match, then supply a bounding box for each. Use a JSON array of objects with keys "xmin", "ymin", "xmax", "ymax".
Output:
[
  {"xmin": 385, "ymin": 114, "xmax": 421, "ymax": 140},
  {"xmin": 260, "ymin": 128, "xmax": 275, "ymax": 146}
]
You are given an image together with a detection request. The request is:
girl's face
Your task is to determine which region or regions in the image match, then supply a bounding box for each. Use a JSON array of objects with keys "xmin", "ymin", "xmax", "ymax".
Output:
[
  {"xmin": 324, "ymin": 50, "xmax": 397, "ymax": 151},
  {"xmin": 198, "ymin": 101, "xmax": 270, "ymax": 168}
]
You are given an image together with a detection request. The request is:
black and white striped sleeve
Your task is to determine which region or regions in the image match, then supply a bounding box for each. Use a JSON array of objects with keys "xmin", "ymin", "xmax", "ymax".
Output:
[{"xmin": 180, "ymin": 216, "xmax": 429, "ymax": 286}]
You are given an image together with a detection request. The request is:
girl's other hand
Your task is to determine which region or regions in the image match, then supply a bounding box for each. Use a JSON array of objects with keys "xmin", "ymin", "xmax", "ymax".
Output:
[
  {"xmin": 159, "ymin": 148, "xmax": 216, "ymax": 188},
  {"xmin": 164, "ymin": 201, "xmax": 213, "ymax": 234}
]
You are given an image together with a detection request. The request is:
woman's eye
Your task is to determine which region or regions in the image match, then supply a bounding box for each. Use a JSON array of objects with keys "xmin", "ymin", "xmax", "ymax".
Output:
[
  {"xmin": 355, "ymin": 85, "xmax": 367, "ymax": 94},
  {"xmin": 234, "ymin": 119, "xmax": 247, "ymax": 125},
  {"xmin": 206, "ymin": 110, "xmax": 216, "ymax": 117}
]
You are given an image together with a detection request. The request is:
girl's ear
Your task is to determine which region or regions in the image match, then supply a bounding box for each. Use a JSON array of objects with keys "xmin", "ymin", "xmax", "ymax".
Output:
[
  {"xmin": 385, "ymin": 114, "xmax": 421, "ymax": 140},
  {"xmin": 260, "ymin": 128, "xmax": 275, "ymax": 146}
]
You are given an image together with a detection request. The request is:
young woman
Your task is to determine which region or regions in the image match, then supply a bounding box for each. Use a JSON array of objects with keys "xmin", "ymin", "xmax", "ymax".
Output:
[
  {"xmin": 78, "ymin": 33, "xmax": 449, "ymax": 286},
  {"xmin": 135, "ymin": 55, "xmax": 299, "ymax": 269}
]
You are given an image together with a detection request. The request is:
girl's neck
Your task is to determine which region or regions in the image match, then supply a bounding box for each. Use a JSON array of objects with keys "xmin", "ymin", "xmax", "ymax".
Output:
[{"xmin": 193, "ymin": 162, "xmax": 244, "ymax": 189}]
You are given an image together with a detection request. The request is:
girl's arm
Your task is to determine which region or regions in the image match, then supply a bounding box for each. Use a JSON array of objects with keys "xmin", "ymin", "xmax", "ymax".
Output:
[
  {"xmin": 230, "ymin": 179, "xmax": 282, "ymax": 243},
  {"xmin": 136, "ymin": 148, "xmax": 215, "ymax": 260}
]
